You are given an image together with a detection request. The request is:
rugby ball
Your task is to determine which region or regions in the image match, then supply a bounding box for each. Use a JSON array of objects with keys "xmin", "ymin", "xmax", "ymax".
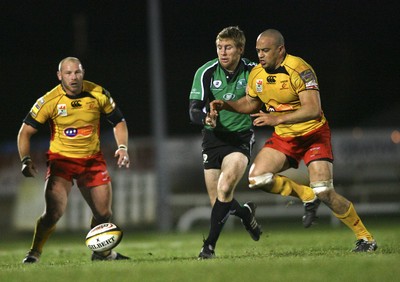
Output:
[{"xmin": 85, "ymin": 223, "xmax": 123, "ymax": 252}]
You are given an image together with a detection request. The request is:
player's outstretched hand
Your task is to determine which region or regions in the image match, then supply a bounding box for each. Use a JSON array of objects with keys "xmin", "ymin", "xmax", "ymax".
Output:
[
  {"xmin": 21, "ymin": 160, "xmax": 38, "ymax": 177},
  {"xmin": 115, "ymin": 147, "xmax": 130, "ymax": 168},
  {"xmin": 209, "ymin": 100, "xmax": 224, "ymax": 119},
  {"xmin": 204, "ymin": 112, "xmax": 217, "ymax": 128}
]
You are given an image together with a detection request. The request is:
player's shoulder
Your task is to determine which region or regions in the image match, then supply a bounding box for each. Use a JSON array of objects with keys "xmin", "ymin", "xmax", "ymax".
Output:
[
  {"xmin": 283, "ymin": 54, "xmax": 312, "ymax": 73},
  {"xmin": 83, "ymin": 80, "xmax": 111, "ymax": 98},
  {"xmin": 39, "ymin": 84, "xmax": 64, "ymax": 104},
  {"xmin": 240, "ymin": 58, "xmax": 257, "ymax": 72},
  {"xmin": 196, "ymin": 58, "xmax": 219, "ymax": 73},
  {"xmin": 249, "ymin": 63, "xmax": 266, "ymax": 77},
  {"xmin": 83, "ymin": 80, "xmax": 103, "ymax": 93},
  {"xmin": 240, "ymin": 58, "xmax": 257, "ymax": 66}
]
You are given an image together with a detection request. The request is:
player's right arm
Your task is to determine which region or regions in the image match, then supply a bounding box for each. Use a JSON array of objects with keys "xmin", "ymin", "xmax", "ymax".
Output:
[
  {"xmin": 17, "ymin": 123, "xmax": 38, "ymax": 177},
  {"xmin": 188, "ymin": 61, "xmax": 216, "ymax": 126},
  {"xmin": 210, "ymin": 94, "xmax": 263, "ymax": 118}
]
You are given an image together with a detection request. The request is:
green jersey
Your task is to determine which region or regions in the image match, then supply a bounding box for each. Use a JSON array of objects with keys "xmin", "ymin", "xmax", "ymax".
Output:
[{"xmin": 189, "ymin": 58, "xmax": 256, "ymax": 132}]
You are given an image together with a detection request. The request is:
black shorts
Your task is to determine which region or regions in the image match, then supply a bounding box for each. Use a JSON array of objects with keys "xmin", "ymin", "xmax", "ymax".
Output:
[{"xmin": 201, "ymin": 129, "xmax": 255, "ymax": 169}]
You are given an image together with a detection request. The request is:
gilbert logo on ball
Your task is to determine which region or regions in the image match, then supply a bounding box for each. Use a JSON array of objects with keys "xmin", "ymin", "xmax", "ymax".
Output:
[{"xmin": 85, "ymin": 223, "xmax": 123, "ymax": 252}]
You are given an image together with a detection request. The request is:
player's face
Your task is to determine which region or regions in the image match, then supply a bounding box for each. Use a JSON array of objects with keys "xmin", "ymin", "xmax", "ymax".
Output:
[
  {"xmin": 216, "ymin": 38, "xmax": 243, "ymax": 72},
  {"xmin": 57, "ymin": 61, "xmax": 85, "ymax": 95},
  {"xmin": 256, "ymin": 36, "xmax": 284, "ymax": 71}
]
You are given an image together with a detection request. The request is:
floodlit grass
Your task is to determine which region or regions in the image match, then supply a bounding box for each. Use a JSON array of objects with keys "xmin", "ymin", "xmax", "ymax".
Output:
[{"xmin": 1, "ymin": 217, "xmax": 399, "ymax": 282}]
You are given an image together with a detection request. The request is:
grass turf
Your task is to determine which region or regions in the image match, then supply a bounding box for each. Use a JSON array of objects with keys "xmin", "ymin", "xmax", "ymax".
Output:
[{"xmin": 0, "ymin": 217, "xmax": 399, "ymax": 282}]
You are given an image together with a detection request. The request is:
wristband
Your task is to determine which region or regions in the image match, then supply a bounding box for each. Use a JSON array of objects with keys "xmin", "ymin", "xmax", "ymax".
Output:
[
  {"xmin": 21, "ymin": 156, "xmax": 32, "ymax": 164},
  {"xmin": 118, "ymin": 144, "xmax": 128, "ymax": 150}
]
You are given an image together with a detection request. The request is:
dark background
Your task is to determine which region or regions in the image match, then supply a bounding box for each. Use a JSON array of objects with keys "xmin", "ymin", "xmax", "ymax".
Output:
[{"xmin": 1, "ymin": 0, "xmax": 399, "ymax": 143}]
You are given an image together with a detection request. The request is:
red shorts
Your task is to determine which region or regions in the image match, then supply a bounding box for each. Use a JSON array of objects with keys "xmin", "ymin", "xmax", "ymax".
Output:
[
  {"xmin": 46, "ymin": 152, "xmax": 111, "ymax": 187},
  {"xmin": 263, "ymin": 122, "xmax": 334, "ymax": 168}
]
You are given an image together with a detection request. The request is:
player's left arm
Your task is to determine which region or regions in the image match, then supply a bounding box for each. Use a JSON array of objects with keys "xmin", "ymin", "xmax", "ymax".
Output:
[
  {"xmin": 105, "ymin": 104, "xmax": 130, "ymax": 168},
  {"xmin": 252, "ymin": 89, "xmax": 322, "ymax": 126},
  {"xmin": 113, "ymin": 120, "xmax": 130, "ymax": 168},
  {"xmin": 279, "ymin": 89, "xmax": 322, "ymax": 124}
]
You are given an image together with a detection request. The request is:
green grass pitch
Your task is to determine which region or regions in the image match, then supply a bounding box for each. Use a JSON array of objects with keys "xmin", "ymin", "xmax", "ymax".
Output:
[{"xmin": 1, "ymin": 217, "xmax": 399, "ymax": 282}]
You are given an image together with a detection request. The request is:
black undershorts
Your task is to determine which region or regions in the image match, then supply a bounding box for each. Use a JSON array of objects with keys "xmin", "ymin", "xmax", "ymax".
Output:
[{"xmin": 201, "ymin": 129, "xmax": 254, "ymax": 169}]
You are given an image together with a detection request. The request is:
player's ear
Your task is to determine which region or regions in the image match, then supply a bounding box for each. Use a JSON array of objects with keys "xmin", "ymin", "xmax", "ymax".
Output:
[{"xmin": 57, "ymin": 71, "xmax": 62, "ymax": 81}]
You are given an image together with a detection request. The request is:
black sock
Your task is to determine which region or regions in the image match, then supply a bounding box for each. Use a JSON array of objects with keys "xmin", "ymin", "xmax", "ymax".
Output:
[
  {"xmin": 205, "ymin": 199, "xmax": 232, "ymax": 248},
  {"xmin": 230, "ymin": 198, "xmax": 250, "ymax": 220}
]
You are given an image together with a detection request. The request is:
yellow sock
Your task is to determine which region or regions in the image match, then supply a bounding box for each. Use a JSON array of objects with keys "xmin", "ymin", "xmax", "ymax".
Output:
[
  {"xmin": 271, "ymin": 175, "xmax": 316, "ymax": 202},
  {"xmin": 30, "ymin": 217, "xmax": 56, "ymax": 254},
  {"xmin": 333, "ymin": 203, "xmax": 373, "ymax": 241}
]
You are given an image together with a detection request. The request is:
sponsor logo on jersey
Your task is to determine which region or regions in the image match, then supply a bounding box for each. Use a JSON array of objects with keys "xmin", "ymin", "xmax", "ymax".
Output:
[
  {"xmin": 213, "ymin": 80, "xmax": 222, "ymax": 88},
  {"xmin": 256, "ymin": 79, "xmax": 263, "ymax": 92},
  {"xmin": 57, "ymin": 104, "xmax": 67, "ymax": 116},
  {"xmin": 223, "ymin": 93, "xmax": 236, "ymax": 101},
  {"xmin": 30, "ymin": 97, "xmax": 46, "ymax": 118},
  {"xmin": 266, "ymin": 76, "xmax": 276, "ymax": 84},
  {"xmin": 38, "ymin": 97, "xmax": 45, "ymax": 106},
  {"xmin": 300, "ymin": 69, "xmax": 319, "ymax": 89},
  {"xmin": 63, "ymin": 125, "xmax": 94, "ymax": 138},
  {"xmin": 71, "ymin": 100, "xmax": 82, "ymax": 108}
]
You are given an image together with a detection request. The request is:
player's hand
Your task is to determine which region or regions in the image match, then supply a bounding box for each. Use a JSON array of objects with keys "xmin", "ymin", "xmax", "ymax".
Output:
[
  {"xmin": 204, "ymin": 112, "xmax": 216, "ymax": 128},
  {"xmin": 21, "ymin": 160, "xmax": 38, "ymax": 177},
  {"xmin": 209, "ymin": 100, "xmax": 224, "ymax": 119},
  {"xmin": 251, "ymin": 110, "xmax": 281, "ymax": 127},
  {"xmin": 115, "ymin": 147, "xmax": 130, "ymax": 168}
]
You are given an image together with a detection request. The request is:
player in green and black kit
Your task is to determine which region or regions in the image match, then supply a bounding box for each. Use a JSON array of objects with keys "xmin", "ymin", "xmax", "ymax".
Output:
[{"xmin": 189, "ymin": 26, "xmax": 262, "ymax": 259}]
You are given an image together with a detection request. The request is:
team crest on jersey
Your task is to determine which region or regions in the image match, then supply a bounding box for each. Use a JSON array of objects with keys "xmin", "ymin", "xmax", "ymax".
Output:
[
  {"xmin": 213, "ymin": 80, "xmax": 222, "ymax": 88},
  {"xmin": 57, "ymin": 104, "xmax": 67, "ymax": 116},
  {"xmin": 256, "ymin": 79, "xmax": 263, "ymax": 92},
  {"xmin": 236, "ymin": 78, "xmax": 247, "ymax": 89},
  {"xmin": 223, "ymin": 93, "xmax": 236, "ymax": 101}
]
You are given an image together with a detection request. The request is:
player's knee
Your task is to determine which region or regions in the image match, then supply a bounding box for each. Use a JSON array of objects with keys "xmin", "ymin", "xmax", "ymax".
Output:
[
  {"xmin": 249, "ymin": 172, "xmax": 274, "ymax": 189},
  {"xmin": 310, "ymin": 179, "xmax": 334, "ymax": 196}
]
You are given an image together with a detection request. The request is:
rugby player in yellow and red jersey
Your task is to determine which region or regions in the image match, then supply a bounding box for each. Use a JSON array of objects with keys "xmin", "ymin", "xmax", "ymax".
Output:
[
  {"xmin": 17, "ymin": 57, "xmax": 131, "ymax": 263},
  {"xmin": 210, "ymin": 29, "xmax": 377, "ymax": 252}
]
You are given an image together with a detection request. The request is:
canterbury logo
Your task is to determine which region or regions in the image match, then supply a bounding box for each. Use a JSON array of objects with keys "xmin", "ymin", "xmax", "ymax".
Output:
[
  {"xmin": 71, "ymin": 100, "xmax": 82, "ymax": 108},
  {"xmin": 266, "ymin": 76, "xmax": 276, "ymax": 83}
]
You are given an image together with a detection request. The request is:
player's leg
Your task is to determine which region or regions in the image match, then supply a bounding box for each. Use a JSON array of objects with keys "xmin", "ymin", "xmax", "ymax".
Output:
[
  {"xmin": 199, "ymin": 168, "xmax": 222, "ymax": 259},
  {"xmin": 248, "ymin": 147, "xmax": 316, "ymax": 202},
  {"xmin": 248, "ymin": 147, "xmax": 318, "ymax": 227},
  {"xmin": 79, "ymin": 183, "xmax": 112, "ymax": 226},
  {"xmin": 79, "ymin": 183, "xmax": 130, "ymax": 260},
  {"xmin": 199, "ymin": 152, "xmax": 260, "ymax": 259},
  {"xmin": 308, "ymin": 161, "xmax": 377, "ymax": 251},
  {"xmin": 204, "ymin": 168, "xmax": 220, "ymax": 206},
  {"xmin": 218, "ymin": 152, "xmax": 262, "ymax": 241},
  {"xmin": 23, "ymin": 176, "xmax": 72, "ymax": 263}
]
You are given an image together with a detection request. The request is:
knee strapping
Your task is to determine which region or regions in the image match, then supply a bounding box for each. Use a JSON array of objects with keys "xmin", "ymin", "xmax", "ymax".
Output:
[
  {"xmin": 249, "ymin": 173, "xmax": 274, "ymax": 189},
  {"xmin": 310, "ymin": 179, "xmax": 334, "ymax": 195}
]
